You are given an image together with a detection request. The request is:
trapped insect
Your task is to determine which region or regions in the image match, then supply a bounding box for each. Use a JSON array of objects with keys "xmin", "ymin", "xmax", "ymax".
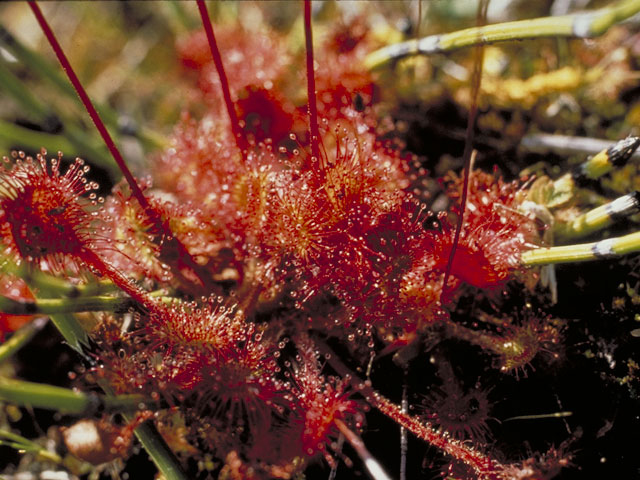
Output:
[{"xmin": 1, "ymin": 1, "xmax": 640, "ymax": 479}]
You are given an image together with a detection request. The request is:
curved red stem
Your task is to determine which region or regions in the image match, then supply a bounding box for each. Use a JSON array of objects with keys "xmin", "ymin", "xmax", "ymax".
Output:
[
  {"xmin": 196, "ymin": 0, "xmax": 246, "ymax": 152},
  {"xmin": 441, "ymin": 0, "xmax": 488, "ymax": 298},
  {"xmin": 28, "ymin": 1, "xmax": 149, "ymax": 212},
  {"xmin": 304, "ymin": 0, "xmax": 321, "ymax": 162},
  {"xmin": 28, "ymin": 1, "xmax": 211, "ymax": 289}
]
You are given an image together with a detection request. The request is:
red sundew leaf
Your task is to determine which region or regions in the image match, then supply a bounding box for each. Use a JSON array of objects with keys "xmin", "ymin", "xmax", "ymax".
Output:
[
  {"xmin": 313, "ymin": 60, "xmax": 377, "ymax": 119},
  {"xmin": 317, "ymin": 204, "xmax": 440, "ymax": 328},
  {"xmin": 285, "ymin": 337, "xmax": 359, "ymax": 460},
  {"xmin": 309, "ymin": 112, "xmax": 409, "ymax": 200},
  {"xmin": 422, "ymin": 359, "xmax": 494, "ymax": 442},
  {"xmin": 101, "ymin": 178, "xmax": 172, "ymax": 284},
  {"xmin": 0, "ymin": 150, "xmax": 101, "ymax": 273},
  {"xmin": 156, "ymin": 113, "xmax": 290, "ymax": 256},
  {"xmin": 0, "ymin": 151, "xmax": 165, "ymax": 312},
  {"xmin": 326, "ymin": 14, "xmax": 370, "ymax": 55},
  {"xmin": 260, "ymin": 113, "xmax": 411, "ymax": 294},
  {"xmin": 154, "ymin": 111, "xmax": 239, "ymax": 200},
  {"xmin": 236, "ymin": 85, "xmax": 306, "ymax": 145},
  {"xmin": 177, "ymin": 24, "xmax": 291, "ymax": 109},
  {"xmin": 103, "ymin": 178, "xmax": 233, "ymax": 286},
  {"xmin": 429, "ymin": 169, "xmax": 542, "ymax": 290},
  {"xmin": 138, "ymin": 299, "xmax": 283, "ymax": 427},
  {"xmin": 257, "ymin": 116, "xmax": 455, "ymax": 336},
  {"xmin": 95, "ymin": 347, "xmax": 154, "ymax": 396},
  {"xmin": 495, "ymin": 314, "xmax": 564, "ymax": 376},
  {"xmin": 311, "ymin": 15, "xmax": 380, "ymax": 120},
  {"xmin": 147, "ymin": 299, "xmax": 244, "ymax": 350}
]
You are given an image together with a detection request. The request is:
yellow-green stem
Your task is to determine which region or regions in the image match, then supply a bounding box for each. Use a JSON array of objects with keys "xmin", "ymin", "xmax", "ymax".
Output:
[
  {"xmin": 0, "ymin": 376, "xmax": 154, "ymax": 414},
  {"xmin": 365, "ymin": 0, "xmax": 640, "ymax": 69},
  {"xmin": 0, "ymin": 429, "xmax": 63, "ymax": 464},
  {"xmin": 521, "ymin": 231, "xmax": 640, "ymax": 265}
]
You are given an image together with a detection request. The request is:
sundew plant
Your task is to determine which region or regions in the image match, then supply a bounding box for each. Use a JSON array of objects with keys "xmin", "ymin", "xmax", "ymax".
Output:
[{"xmin": 1, "ymin": 1, "xmax": 640, "ymax": 479}]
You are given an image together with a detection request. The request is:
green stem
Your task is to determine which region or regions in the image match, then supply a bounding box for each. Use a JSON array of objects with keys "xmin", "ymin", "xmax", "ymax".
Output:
[
  {"xmin": 365, "ymin": 0, "xmax": 640, "ymax": 69},
  {"xmin": 0, "ymin": 429, "xmax": 63, "ymax": 463},
  {"xmin": 1, "ymin": 257, "xmax": 119, "ymax": 298},
  {"xmin": 0, "ymin": 119, "xmax": 120, "ymax": 179},
  {"xmin": 0, "ymin": 118, "xmax": 74, "ymax": 154},
  {"xmin": 0, "ymin": 295, "xmax": 132, "ymax": 315},
  {"xmin": 0, "ymin": 376, "xmax": 155, "ymax": 414},
  {"xmin": 521, "ymin": 231, "xmax": 640, "ymax": 265},
  {"xmin": 131, "ymin": 420, "xmax": 189, "ymax": 480},
  {"xmin": 0, "ymin": 293, "xmax": 173, "ymax": 315},
  {"xmin": 0, "ymin": 61, "xmax": 121, "ymax": 177},
  {"xmin": 49, "ymin": 313, "xmax": 89, "ymax": 354},
  {"xmin": 33, "ymin": 277, "xmax": 90, "ymax": 353},
  {"xmin": 166, "ymin": 0, "xmax": 199, "ymax": 31},
  {"xmin": 0, "ymin": 24, "xmax": 77, "ymax": 99},
  {"xmin": 98, "ymin": 378, "xmax": 189, "ymax": 480}
]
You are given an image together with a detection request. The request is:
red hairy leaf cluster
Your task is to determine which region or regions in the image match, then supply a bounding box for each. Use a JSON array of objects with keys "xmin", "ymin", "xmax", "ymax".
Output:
[
  {"xmin": 0, "ymin": 150, "xmax": 99, "ymax": 272},
  {"xmin": 0, "ymin": 5, "xmax": 578, "ymax": 480}
]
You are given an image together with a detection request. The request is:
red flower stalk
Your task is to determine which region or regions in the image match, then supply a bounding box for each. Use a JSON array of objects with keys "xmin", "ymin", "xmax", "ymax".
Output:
[
  {"xmin": 177, "ymin": 22, "xmax": 296, "ymax": 145},
  {"xmin": 304, "ymin": 0, "xmax": 321, "ymax": 162},
  {"xmin": 196, "ymin": 0, "xmax": 246, "ymax": 152}
]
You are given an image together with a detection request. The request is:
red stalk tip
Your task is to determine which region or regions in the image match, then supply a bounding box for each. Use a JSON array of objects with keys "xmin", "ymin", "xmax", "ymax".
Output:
[
  {"xmin": 196, "ymin": 0, "xmax": 247, "ymax": 152},
  {"xmin": 304, "ymin": 0, "xmax": 321, "ymax": 162}
]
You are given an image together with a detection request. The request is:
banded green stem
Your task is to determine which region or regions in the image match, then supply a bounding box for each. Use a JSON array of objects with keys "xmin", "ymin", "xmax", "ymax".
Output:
[
  {"xmin": 0, "ymin": 376, "xmax": 156, "ymax": 414},
  {"xmin": 555, "ymin": 192, "xmax": 640, "ymax": 241},
  {"xmin": 365, "ymin": 0, "xmax": 640, "ymax": 69},
  {"xmin": 522, "ymin": 231, "xmax": 640, "ymax": 265}
]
